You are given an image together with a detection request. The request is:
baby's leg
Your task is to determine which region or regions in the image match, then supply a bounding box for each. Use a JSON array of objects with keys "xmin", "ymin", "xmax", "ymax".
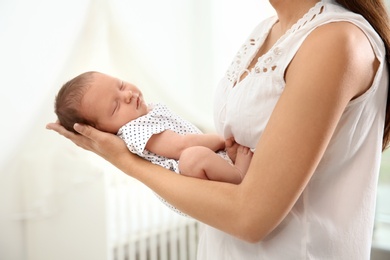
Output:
[{"xmin": 179, "ymin": 146, "xmax": 242, "ymax": 184}]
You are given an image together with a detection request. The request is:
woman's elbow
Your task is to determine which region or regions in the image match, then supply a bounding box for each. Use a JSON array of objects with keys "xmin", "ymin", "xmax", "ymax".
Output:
[
  {"xmin": 233, "ymin": 206, "xmax": 284, "ymax": 243},
  {"xmin": 234, "ymin": 218, "xmax": 272, "ymax": 243},
  {"xmin": 237, "ymin": 229, "xmax": 267, "ymax": 244}
]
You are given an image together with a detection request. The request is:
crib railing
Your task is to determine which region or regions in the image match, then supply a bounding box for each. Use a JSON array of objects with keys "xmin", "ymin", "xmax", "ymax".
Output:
[
  {"xmin": 112, "ymin": 221, "xmax": 199, "ymax": 260},
  {"xmin": 23, "ymin": 153, "xmax": 199, "ymax": 260},
  {"xmin": 108, "ymin": 170, "xmax": 199, "ymax": 260}
]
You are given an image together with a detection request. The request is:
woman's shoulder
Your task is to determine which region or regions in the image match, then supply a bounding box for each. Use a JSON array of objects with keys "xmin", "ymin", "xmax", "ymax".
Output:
[
  {"xmin": 290, "ymin": 1, "xmax": 386, "ymax": 65},
  {"xmin": 288, "ymin": 20, "xmax": 379, "ymax": 105}
]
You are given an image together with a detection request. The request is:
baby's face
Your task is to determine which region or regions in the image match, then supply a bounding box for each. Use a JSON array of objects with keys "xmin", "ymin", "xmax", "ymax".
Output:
[{"xmin": 80, "ymin": 73, "xmax": 149, "ymax": 133}]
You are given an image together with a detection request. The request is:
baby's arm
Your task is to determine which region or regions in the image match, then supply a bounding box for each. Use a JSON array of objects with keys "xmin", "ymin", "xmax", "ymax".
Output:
[{"xmin": 145, "ymin": 130, "xmax": 224, "ymax": 160}]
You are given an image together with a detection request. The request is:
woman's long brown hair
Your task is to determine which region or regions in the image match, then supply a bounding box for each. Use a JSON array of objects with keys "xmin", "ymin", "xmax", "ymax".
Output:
[{"xmin": 336, "ymin": 0, "xmax": 390, "ymax": 151}]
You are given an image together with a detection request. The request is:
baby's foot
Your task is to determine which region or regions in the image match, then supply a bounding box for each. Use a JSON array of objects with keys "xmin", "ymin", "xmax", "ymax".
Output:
[
  {"xmin": 225, "ymin": 137, "xmax": 239, "ymax": 163},
  {"xmin": 235, "ymin": 146, "xmax": 253, "ymax": 180}
]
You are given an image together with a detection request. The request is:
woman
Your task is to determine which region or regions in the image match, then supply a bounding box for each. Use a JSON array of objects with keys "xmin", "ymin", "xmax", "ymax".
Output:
[{"xmin": 47, "ymin": 0, "xmax": 390, "ymax": 258}]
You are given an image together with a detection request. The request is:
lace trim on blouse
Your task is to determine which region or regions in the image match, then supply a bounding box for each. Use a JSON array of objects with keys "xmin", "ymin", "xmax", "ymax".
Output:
[{"xmin": 226, "ymin": 1, "xmax": 325, "ymax": 83}]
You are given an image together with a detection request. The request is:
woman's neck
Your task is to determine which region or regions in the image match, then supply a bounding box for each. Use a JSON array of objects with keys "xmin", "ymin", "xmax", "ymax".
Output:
[{"xmin": 270, "ymin": 0, "xmax": 321, "ymax": 35}]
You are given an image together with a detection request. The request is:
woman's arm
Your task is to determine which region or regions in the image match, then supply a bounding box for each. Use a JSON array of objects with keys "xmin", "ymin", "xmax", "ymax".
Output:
[
  {"xmin": 47, "ymin": 22, "xmax": 378, "ymax": 242},
  {"xmin": 145, "ymin": 131, "xmax": 225, "ymax": 160}
]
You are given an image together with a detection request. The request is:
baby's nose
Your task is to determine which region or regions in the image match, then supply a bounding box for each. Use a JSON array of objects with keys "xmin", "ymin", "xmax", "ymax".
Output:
[{"xmin": 124, "ymin": 90, "xmax": 133, "ymax": 103}]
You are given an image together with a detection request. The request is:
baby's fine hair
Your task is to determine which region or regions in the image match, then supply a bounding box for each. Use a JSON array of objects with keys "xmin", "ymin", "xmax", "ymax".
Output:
[{"xmin": 55, "ymin": 71, "xmax": 97, "ymax": 133}]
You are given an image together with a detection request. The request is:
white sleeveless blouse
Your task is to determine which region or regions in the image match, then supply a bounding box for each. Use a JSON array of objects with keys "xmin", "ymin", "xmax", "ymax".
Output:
[{"xmin": 198, "ymin": 1, "xmax": 388, "ymax": 259}]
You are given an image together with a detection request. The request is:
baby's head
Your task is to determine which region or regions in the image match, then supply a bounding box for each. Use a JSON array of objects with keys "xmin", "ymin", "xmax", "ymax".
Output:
[
  {"xmin": 55, "ymin": 71, "xmax": 95, "ymax": 134},
  {"xmin": 55, "ymin": 71, "xmax": 149, "ymax": 134}
]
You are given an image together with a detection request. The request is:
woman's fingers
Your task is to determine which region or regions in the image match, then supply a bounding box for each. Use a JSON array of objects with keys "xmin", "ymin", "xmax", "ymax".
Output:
[
  {"xmin": 45, "ymin": 122, "xmax": 61, "ymax": 132},
  {"xmin": 46, "ymin": 121, "xmax": 134, "ymax": 173},
  {"xmin": 46, "ymin": 122, "xmax": 75, "ymax": 139},
  {"xmin": 73, "ymin": 123, "xmax": 94, "ymax": 140},
  {"xmin": 46, "ymin": 122, "xmax": 92, "ymax": 150}
]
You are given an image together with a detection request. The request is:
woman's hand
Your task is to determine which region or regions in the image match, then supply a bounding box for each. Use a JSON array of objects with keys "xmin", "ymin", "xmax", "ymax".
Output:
[{"xmin": 46, "ymin": 122, "xmax": 129, "ymax": 163}]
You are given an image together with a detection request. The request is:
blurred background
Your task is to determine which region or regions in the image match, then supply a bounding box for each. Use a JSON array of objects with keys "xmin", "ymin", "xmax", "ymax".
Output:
[{"xmin": 0, "ymin": 0, "xmax": 388, "ymax": 259}]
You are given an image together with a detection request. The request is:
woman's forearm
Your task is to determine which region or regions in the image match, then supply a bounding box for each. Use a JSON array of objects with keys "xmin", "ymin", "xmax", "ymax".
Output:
[
  {"xmin": 45, "ymin": 123, "xmax": 293, "ymax": 242},
  {"xmin": 112, "ymin": 151, "xmax": 275, "ymax": 242}
]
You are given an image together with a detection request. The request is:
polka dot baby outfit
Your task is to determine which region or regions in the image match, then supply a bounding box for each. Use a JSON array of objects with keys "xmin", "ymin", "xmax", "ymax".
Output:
[
  {"xmin": 117, "ymin": 103, "xmax": 231, "ymax": 216},
  {"xmin": 117, "ymin": 103, "xmax": 203, "ymax": 173}
]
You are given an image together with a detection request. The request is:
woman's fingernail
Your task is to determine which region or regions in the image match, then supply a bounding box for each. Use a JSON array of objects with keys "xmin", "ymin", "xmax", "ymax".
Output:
[{"xmin": 74, "ymin": 123, "xmax": 82, "ymax": 132}]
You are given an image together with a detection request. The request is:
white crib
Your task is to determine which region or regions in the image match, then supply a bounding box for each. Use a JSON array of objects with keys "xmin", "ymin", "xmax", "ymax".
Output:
[
  {"xmin": 107, "ymin": 171, "xmax": 199, "ymax": 260},
  {"xmin": 22, "ymin": 150, "xmax": 199, "ymax": 260}
]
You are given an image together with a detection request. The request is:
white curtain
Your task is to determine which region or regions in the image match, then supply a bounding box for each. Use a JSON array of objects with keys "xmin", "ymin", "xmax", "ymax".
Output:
[{"xmin": 0, "ymin": 0, "xmax": 274, "ymax": 259}]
